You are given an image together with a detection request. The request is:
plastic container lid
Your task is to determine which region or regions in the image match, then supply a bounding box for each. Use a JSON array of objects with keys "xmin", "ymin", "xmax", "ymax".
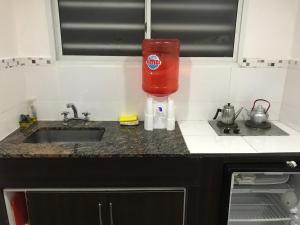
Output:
[{"xmin": 142, "ymin": 39, "xmax": 180, "ymax": 53}]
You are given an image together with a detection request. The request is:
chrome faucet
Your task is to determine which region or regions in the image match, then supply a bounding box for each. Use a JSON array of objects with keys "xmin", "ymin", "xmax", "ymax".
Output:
[
  {"xmin": 67, "ymin": 103, "xmax": 78, "ymax": 118},
  {"xmin": 61, "ymin": 103, "xmax": 90, "ymax": 125}
]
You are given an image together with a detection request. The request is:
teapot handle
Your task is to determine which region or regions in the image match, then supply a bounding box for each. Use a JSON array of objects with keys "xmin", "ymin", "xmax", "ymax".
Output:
[
  {"xmin": 252, "ymin": 99, "xmax": 271, "ymax": 112},
  {"xmin": 213, "ymin": 108, "xmax": 222, "ymax": 120}
]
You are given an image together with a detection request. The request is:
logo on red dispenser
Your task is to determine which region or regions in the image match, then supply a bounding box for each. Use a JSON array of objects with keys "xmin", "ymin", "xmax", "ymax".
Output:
[{"xmin": 146, "ymin": 55, "xmax": 161, "ymax": 70}]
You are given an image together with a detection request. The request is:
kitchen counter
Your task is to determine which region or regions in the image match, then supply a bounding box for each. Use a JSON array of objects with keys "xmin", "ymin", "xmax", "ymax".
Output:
[
  {"xmin": 180, "ymin": 121, "xmax": 300, "ymax": 154},
  {"xmin": 1, "ymin": 120, "xmax": 300, "ymax": 158},
  {"xmin": 0, "ymin": 121, "xmax": 189, "ymax": 158}
]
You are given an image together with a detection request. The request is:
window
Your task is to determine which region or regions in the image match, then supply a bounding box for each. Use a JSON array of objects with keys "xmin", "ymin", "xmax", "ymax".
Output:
[
  {"xmin": 53, "ymin": 0, "xmax": 241, "ymax": 58},
  {"xmin": 56, "ymin": 0, "xmax": 145, "ymax": 56},
  {"xmin": 151, "ymin": 0, "xmax": 240, "ymax": 57}
]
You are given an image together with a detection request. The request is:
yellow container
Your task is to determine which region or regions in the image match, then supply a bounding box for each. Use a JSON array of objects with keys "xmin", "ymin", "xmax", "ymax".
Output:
[{"xmin": 119, "ymin": 114, "xmax": 138, "ymax": 122}]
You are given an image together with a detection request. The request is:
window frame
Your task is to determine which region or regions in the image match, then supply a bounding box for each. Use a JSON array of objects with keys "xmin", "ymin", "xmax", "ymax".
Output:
[{"xmin": 48, "ymin": 0, "xmax": 245, "ymax": 62}]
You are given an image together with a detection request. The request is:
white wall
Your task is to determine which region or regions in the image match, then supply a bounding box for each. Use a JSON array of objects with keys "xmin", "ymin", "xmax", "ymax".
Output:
[
  {"xmin": 292, "ymin": 2, "xmax": 300, "ymax": 60},
  {"xmin": 0, "ymin": 0, "xmax": 27, "ymax": 140},
  {"xmin": 10, "ymin": 0, "xmax": 299, "ymax": 60},
  {"xmin": 12, "ymin": 0, "xmax": 52, "ymax": 57},
  {"xmin": 239, "ymin": 0, "xmax": 298, "ymax": 60},
  {"xmin": 0, "ymin": 0, "xmax": 17, "ymax": 58}
]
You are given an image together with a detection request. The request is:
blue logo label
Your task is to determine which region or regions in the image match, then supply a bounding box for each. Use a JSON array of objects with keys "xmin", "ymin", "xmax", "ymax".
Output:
[{"xmin": 146, "ymin": 55, "xmax": 161, "ymax": 70}]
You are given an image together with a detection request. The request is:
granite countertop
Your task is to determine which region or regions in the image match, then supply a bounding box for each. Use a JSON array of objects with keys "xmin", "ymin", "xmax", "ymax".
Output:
[{"xmin": 0, "ymin": 121, "xmax": 189, "ymax": 158}]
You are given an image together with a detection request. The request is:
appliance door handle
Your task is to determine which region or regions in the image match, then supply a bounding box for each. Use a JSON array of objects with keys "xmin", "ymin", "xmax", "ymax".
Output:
[
  {"xmin": 286, "ymin": 161, "xmax": 298, "ymax": 168},
  {"xmin": 109, "ymin": 202, "xmax": 114, "ymax": 225},
  {"xmin": 98, "ymin": 203, "xmax": 103, "ymax": 225}
]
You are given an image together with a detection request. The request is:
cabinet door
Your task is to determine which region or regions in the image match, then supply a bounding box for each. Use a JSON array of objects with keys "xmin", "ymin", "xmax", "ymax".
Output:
[
  {"xmin": 107, "ymin": 190, "xmax": 185, "ymax": 225},
  {"xmin": 26, "ymin": 192, "xmax": 107, "ymax": 225}
]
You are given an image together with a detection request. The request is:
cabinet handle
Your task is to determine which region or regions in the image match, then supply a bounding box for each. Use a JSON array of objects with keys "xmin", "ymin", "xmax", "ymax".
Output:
[
  {"xmin": 286, "ymin": 161, "xmax": 298, "ymax": 168},
  {"xmin": 98, "ymin": 203, "xmax": 103, "ymax": 225},
  {"xmin": 109, "ymin": 202, "xmax": 114, "ymax": 225}
]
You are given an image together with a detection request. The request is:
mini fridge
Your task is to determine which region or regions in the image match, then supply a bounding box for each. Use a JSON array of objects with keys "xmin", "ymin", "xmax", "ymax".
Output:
[{"xmin": 225, "ymin": 161, "xmax": 300, "ymax": 225}]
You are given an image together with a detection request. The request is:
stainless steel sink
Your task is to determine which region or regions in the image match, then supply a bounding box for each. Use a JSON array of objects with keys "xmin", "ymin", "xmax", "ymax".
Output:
[{"xmin": 23, "ymin": 127, "xmax": 105, "ymax": 143}]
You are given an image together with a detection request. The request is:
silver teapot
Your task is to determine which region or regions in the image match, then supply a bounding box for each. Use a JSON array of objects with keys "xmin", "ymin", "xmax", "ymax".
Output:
[
  {"xmin": 247, "ymin": 99, "xmax": 271, "ymax": 124},
  {"xmin": 213, "ymin": 103, "xmax": 243, "ymax": 125}
]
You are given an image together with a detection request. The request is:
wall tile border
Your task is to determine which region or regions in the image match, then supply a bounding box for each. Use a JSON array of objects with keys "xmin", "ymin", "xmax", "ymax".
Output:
[
  {"xmin": 288, "ymin": 60, "xmax": 300, "ymax": 69},
  {"xmin": 239, "ymin": 58, "xmax": 289, "ymax": 68},
  {"xmin": 0, "ymin": 57, "xmax": 51, "ymax": 70},
  {"xmin": 240, "ymin": 58, "xmax": 300, "ymax": 69},
  {"xmin": 1, "ymin": 57, "xmax": 299, "ymax": 70}
]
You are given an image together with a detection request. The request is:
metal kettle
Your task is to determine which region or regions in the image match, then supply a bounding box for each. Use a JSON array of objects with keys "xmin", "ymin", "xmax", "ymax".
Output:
[
  {"xmin": 213, "ymin": 103, "xmax": 243, "ymax": 125},
  {"xmin": 247, "ymin": 99, "xmax": 271, "ymax": 124}
]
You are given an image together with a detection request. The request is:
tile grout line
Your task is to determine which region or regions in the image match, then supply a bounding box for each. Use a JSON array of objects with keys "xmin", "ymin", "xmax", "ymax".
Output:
[{"xmin": 241, "ymin": 136, "xmax": 259, "ymax": 153}]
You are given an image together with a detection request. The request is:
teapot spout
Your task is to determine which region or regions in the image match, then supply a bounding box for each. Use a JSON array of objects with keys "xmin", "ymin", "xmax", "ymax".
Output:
[{"xmin": 234, "ymin": 107, "xmax": 243, "ymax": 121}]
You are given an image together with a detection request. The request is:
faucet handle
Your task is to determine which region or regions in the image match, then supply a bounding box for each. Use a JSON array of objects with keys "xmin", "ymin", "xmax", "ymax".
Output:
[
  {"xmin": 61, "ymin": 111, "xmax": 69, "ymax": 116},
  {"xmin": 61, "ymin": 111, "xmax": 69, "ymax": 121},
  {"xmin": 82, "ymin": 112, "xmax": 90, "ymax": 121}
]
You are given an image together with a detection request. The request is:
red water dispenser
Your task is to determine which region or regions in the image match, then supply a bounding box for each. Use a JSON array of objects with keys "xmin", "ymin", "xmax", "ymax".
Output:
[{"xmin": 142, "ymin": 39, "xmax": 180, "ymax": 97}]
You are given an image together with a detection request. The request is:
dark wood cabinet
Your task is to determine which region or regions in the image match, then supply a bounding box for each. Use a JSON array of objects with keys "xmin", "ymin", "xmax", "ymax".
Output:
[
  {"xmin": 27, "ymin": 192, "xmax": 107, "ymax": 225},
  {"xmin": 26, "ymin": 190, "xmax": 185, "ymax": 225},
  {"xmin": 0, "ymin": 157, "xmax": 226, "ymax": 225},
  {"xmin": 106, "ymin": 191, "xmax": 185, "ymax": 225},
  {"xmin": 3, "ymin": 156, "xmax": 300, "ymax": 225}
]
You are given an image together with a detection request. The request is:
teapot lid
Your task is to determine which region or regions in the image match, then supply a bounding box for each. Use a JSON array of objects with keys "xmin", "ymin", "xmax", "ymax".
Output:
[{"xmin": 224, "ymin": 103, "xmax": 234, "ymax": 109}]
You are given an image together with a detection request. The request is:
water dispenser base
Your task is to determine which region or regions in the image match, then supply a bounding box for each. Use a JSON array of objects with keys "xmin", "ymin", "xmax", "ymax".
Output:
[{"xmin": 144, "ymin": 95, "xmax": 175, "ymax": 131}]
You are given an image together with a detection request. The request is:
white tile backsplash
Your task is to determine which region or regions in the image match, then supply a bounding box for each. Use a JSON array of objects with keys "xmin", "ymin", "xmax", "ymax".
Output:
[
  {"xmin": 24, "ymin": 65, "xmax": 60, "ymax": 101},
  {"xmin": 230, "ymin": 67, "xmax": 287, "ymax": 102},
  {"xmin": 58, "ymin": 65, "xmax": 129, "ymax": 102},
  {"xmin": 0, "ymin": 102, "xmax": 27, "ymax": 140},
  {"xmin": 33, "ymin": 100, "xmax": 62, "ymax": 121},
  {"xmin": 33, "ymin": 99, "xmax": 142, "ymax": 122},
  {"xmin": 228, "ymin": 67, "xmax": 287, "ymax": 121},
  {"xmin": 24, "ymin": 63, "xmax": 146, "ymax": 121},
  {"xmin": 66, "ymin": 64, "xmax": 141, "ymax": 100},
  {"xmin": 0, "ymin": 58, "xmax": 292, "ymax": 141},
  {"xmin": 23, "ymin": 63, "xmax": 289, "ymax": 122},
  {"xmin": 175, "ymin": 65, "xmax": 231, "ymax": 102},
  {"xmin": 0, "ymin": 68, "xmax": 27, "ymax": 140},
  {"xmin": 280, "ymin": 68, "xmax": 300, "ymax": 132},
  {"xmin": 281, "ymin": 68, "xmax": 300, "ymax": 110},
  {"xmin": 175, "ymin": 101, "xmax": 229, "ymax": 121},
  {"xmin": 280, "ymin": 104, "xmax": 300, "ymax": 132},
  {"xmin": 0, "ymin": 68, "xmax": 26, "ymax": 113}
]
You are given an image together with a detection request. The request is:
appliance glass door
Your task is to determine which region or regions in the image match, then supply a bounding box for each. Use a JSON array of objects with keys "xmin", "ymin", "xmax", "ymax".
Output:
[{"xmin": 227, "ymin": 172, "xmax": 300, "ymax": 225}]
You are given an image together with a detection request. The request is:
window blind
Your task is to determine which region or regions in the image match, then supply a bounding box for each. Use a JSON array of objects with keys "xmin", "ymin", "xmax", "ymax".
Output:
[
  {"xmin": 151, "ymin": 0, "xmax": 239, "ymax": 57},
  {"xmin": 57, "ymin": 0, "xmax": 145, "ymax": 56}
]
